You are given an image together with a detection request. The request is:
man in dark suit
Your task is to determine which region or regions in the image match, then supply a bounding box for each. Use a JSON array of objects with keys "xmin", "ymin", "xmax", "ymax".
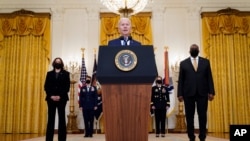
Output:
[
  {"xmin": 44, "ymin": 57, "xmax": 70, "ymax": 141},
  {"xmin": 79, "ymin": 76, "xmax": 98, "ymax": 138},
  {"xmin": 108, "ymin": 17, "xmax": 141, "ymax": 46},
  {"xmin": 177, "ymin": 44, "xmax": 215, "ymax": 141}
]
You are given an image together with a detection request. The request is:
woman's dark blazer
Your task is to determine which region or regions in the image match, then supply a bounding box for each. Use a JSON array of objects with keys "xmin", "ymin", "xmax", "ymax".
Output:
[{"xmin": 44, "ymin": 69, "xmax": 70, "ymax": 101}]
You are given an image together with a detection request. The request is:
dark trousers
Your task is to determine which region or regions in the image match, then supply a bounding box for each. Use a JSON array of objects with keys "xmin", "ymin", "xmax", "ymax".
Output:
[
  {"xmin": 154, "ymin": 108, "xmax": 167, "ymax": 134},
  {"xmin": 82, "ymin": 109, "xmax": 95, "ymax": 136},
  {"xmin": 184, "ymin": 95, "xmax": 208, "ymax": 140},
  {"xmin": 46, "ymin": 100, "xmax": 67, "ymax": 141}
]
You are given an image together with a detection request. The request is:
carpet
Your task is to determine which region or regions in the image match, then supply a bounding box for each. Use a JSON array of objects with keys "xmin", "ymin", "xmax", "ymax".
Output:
[{"xmin": 20, "ymin": 133, "xmax": 229, "ymax": 141}]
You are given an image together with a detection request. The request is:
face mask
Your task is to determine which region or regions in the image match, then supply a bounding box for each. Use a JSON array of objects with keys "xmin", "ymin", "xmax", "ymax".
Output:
[
  {"xmin": 54, "ymin": 63, "xmax": 62, "ymax": 69},
  {"xmin": 190, "ymin": 49, "xmax": 199, "ymax": 57},
  {"xmin": 86, "ymin": 80, "xmax": 91, "ymax": 84},
  {"xmin": 156, "ymin": 80, "xmax": 162, "ymax": 84}
]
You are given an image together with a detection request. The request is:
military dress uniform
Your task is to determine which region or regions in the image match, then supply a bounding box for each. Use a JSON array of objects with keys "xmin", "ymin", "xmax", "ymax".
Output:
[
  {"xmin": 151, "ymin": 85, "xmax": 170, "ymax": 137},
  {"xmin": 79, "ymin": 85, "xmax": 98, "ymax": 137}
]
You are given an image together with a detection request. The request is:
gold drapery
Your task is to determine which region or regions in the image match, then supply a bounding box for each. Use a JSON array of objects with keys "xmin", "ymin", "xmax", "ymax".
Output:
[
  {"xmin": 99, "ymin": 13, "xmax": 120, "ymax": 45},
  {"xmin": 99, "ymin": 12, "xmax": 153, "ymax": 45},
  {"xmin": 201, "ymin": 8, "xmax": 250, "ymax": 132},
  {"xmin": 0, "ymin": 9, "xmax": 51, "ymax": 133}
]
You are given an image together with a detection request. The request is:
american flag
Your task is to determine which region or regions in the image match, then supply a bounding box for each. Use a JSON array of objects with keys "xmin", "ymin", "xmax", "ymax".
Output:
[
  {"xmin": 91, "ymin": 54, "xmax": 103, "ymax": 120},
  {"xmin": 78, "ymin": 57, "xmax": 88, "ymax": 104}
]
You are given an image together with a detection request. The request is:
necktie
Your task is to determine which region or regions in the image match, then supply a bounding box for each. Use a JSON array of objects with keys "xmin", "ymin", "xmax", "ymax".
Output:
[
  {"xmin": 193, "ymin": 58, "xmax": 198, "ymax": 71},
  {"xmin": 124, "ymin": 39, "xmax": 128, "ymax": 46}
]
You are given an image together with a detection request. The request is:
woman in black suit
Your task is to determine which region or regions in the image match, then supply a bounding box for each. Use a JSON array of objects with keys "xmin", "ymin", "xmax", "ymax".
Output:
[
  {"xmin": 44, "ymin": 57, "xmax": 70, "ymax": 141},
  {"xmin": 177, "ymin": 44, "xmax": 215, "ymax": 141}
]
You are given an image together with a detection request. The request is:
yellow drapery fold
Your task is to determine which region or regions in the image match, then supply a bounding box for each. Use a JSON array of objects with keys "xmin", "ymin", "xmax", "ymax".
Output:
[
  {"xmin": 99, "ymin": 12, "xmax": 153, "ymax": 45},
  {"xmin": 201, "ymin": 8, "xmax": 250, "ymax": 132},
  {"xmin": 130, "ymin": 12, "xmax": 152, "ymax": 45},
  {"xmin": 0, "ymin": 9, "xmax": 51, "ymax": 133},
  {"xmin": 99, "ymin": 13, "xmax": 121, "ymax": 45}
]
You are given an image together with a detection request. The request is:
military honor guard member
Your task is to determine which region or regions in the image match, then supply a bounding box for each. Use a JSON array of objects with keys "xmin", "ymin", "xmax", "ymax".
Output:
[
  {"xmin": 79, "ymin": 76, "xmax": 98, "ymax": 138},
  {"xmin": 151, "ymin": 76, "xmax": 170, "ymax": 137}
]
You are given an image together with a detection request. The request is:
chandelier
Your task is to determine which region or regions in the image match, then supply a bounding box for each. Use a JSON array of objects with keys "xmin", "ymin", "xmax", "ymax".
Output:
[{"xmin": 100, "ymin": 0, "xmax": 148, "ymax": 16}]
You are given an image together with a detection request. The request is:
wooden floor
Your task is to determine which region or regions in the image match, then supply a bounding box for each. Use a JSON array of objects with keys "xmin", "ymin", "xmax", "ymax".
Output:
[{"xmin": 0, "ymin": 133, "xmax": 229, "ymax": 141}]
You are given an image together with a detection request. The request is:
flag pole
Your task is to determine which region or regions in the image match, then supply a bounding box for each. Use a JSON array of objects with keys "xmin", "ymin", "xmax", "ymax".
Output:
[{"xmin": 81, "ymin": 48, "xmax": 85, "ymax": 58}]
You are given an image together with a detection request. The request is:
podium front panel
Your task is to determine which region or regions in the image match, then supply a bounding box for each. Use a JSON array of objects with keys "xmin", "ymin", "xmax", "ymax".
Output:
[{"xmin": 97, "ymin": 45, "xmax": 158, "ymax": 84}]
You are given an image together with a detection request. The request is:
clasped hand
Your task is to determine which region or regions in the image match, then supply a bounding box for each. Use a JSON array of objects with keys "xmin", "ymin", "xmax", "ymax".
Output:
[{"xmin": 51, "ymin": 96, "xmax": 60, "ymax": 101}]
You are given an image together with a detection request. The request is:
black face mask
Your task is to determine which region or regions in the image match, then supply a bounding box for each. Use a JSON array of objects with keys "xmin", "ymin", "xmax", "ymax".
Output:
[
  {"xmin": 86, "ymin": 80, "xmax": 91, "ymax": 84},
  {"xmin": 190, "ymin": 49, "xmax": 199, "ymax": 57},
  {"xmin": 156, "ymin": 80, "xmax": 162, "ymax": 84},
  {"xmin": 54, "ymin": 63, "xmax": 63, "ymax": 69}
]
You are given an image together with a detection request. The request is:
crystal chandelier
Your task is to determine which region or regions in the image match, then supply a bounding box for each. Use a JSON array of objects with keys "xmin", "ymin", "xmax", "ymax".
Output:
[{"xmin": 100, "ymin": 0, "xmax": 148, "ymax": 16}]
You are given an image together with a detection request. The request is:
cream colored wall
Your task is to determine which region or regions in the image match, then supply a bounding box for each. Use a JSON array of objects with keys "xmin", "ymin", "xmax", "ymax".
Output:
[{"xmin": 1, "ymin": 0, "xmax": 250, "ymax": 130}]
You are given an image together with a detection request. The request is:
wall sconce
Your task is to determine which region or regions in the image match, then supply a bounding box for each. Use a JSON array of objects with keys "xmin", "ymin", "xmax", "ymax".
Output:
[
  {"xmin": 171, "ymin": 60, "xmax": 180, "ymax": 73},
  {"xmin": 65, "ymin": 61, "xmax": 81, "ymax": 80}
]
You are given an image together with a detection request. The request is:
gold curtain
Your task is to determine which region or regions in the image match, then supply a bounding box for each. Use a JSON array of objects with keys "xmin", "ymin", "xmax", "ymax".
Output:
[
  {"xmin": 99, "ymin": 12, "xmax": 153, "ymax": 45},
  {"xmin": 99, "ymin": 13, "xmax": 121, "ymax": 45},
  {"xmin": 130, "ymin": 12, "xmax": 153, "ymax": 45},
  {"xmin": 0, "ymin": 9, "xmax": 51, "ymax": 133},
  {"xmin": 201, "ymin": 8, "xmax": 250, "ymax": 132}
]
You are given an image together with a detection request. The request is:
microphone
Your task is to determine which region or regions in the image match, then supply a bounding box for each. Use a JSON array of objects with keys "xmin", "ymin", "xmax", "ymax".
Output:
[
  {"xmin": 128, "ymin": 36, "xmax": 132, "ymax": 40},
  {"xmin": 119, "ymin": 36, "xmax": 124, "ymax": 40},
  {"xmin": 128, "ymin": 36, "xmax": 133, "ymax": 45}
]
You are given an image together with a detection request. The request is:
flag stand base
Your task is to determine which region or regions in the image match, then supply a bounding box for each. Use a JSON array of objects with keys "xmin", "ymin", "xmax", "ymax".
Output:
[
  {"xmin": 66, "ymin": 80, "xmax": 80, "ymax": 133},
  {"xmin": 173, "ymin": 102, "xmax": 187, "ymax": 133},
  {"xmin": 67, "ymin": 114, "xmax": 79, "ymax": 133}
]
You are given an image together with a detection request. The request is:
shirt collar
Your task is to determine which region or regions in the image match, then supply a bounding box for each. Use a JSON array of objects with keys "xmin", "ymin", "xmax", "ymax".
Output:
[
  {"xmin": 190, "ymin": 56, "xmax": 199, "ymax": 60},
  {"xmin": 121, "ymin": 40, "xmax": 130, "ymax": 46}
]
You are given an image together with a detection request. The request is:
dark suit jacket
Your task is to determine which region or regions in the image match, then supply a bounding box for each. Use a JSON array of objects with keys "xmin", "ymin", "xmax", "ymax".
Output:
[
  {"xmin": 44, "ymin": 69, "xmax": 70, "ymax": 101},
  {"xmin": 151, "ymin": 85, "xmax": 170, "ymax": 109},
  {"xmin": 108, "ymin": 38, "xmax": 141, "ymax": 46},
  {"xmin": 177, "ymin": 56, "xmax": 215, "ymax": 97},
  {"xmin": 79, "ymin": 86, "xmax": 98, "ymax": 109}
]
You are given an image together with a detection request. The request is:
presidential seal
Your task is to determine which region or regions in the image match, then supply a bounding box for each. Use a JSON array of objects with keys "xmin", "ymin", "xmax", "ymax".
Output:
[{"xmin": 115, "ymin": 50, "xmax": 137, "ymax": 71}]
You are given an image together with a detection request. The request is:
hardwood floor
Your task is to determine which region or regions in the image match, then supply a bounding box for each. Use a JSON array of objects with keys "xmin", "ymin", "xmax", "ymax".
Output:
[
  {"xmin": 0, "ymin": 133, "xmax": 229, "ymax": 141},
  {"xmin": 0, "ymin": 133, "xmax": 45, "ymax": 141},
  {"xmin": 208, "ymin": 132, "xmax": 229, "ymax": 139}
]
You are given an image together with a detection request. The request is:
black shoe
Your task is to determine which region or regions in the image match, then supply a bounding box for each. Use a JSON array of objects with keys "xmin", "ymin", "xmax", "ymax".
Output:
[
  {"xmin": 156, "ymin": 134, "xmax": 159, "ymax": 137},
  {"xmin": 84, "ymin": 135, "xmax": 89, "ymax": 137},
  {"xmin": 161, "ymin": 134, "xmax": 165, "ymax": 137}
]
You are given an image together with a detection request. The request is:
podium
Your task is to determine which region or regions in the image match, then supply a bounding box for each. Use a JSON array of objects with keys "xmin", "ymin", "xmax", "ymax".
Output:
[{"xmin": 97, "ymin": 46, "xmax": 157, "ymax": 141}]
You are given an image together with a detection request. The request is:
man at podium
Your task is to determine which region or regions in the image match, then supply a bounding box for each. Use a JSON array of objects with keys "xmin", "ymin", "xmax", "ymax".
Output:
[
  {"xmin": 108, "ymin": 17, "xmax": 141, "ymax": 46},
  {"xmin": 97, "ymin": 29, "xmax": 158, "ymax": 141}
]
